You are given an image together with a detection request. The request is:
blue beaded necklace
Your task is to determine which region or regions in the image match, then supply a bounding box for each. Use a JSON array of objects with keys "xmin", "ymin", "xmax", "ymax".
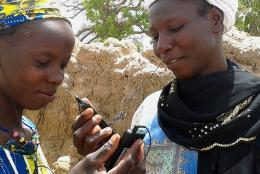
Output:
[{"xmin": 0, "ymin": 126, "xmax": 9, "ymax": 133}]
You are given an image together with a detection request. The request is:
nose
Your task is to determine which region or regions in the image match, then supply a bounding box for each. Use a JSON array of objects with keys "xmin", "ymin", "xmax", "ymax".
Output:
[
  {"xmin": 157, "ymin": 33, "xmax": 173, "ymax": 55},
  {"xmin": 47, "ymin": 67, "xmax": 64, "ymax": 86}
]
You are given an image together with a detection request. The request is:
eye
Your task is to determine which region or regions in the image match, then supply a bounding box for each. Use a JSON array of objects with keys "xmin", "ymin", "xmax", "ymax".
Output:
[
  {"xmin": 35, "ymin": 59, "xmax": 50, "ymax": 68},
  {"xmin": 169, "ymin": 25, "xmax": 183, "ymax": 33}
]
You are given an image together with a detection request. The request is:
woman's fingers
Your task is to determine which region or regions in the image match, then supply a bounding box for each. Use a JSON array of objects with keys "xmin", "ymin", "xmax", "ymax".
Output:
[
  {"xmin": 74, "ymin": 114, "xmax": 102, "ymax": 141},
  {"xmin": 108, "ymin": 139, "xmax": 145, "ymax": 174},
  {"xmin": 83, "ymin": 126, "xmax": 114, "ymax": 154},
  {"xmin": 87, "ymin": 134, "xmax": 121, "ymax": 166},
  {"xmin": 73, "ymin": 105, "xmax": 113, "ymax": 155},
  {"xmin": 130, "ymin": 142, "xmax": 146, "ymax": 174},
  {"xmin": 70, "ymin": 134, "xmax": 120, "ymax": 174},
  {"xmin": 136, "ymin": 141, "xmax": 145, "ymax": 164},
  {"xmin": 73, "ymin": 115, "xmax": 101, "ymax": 153},
  {"xmin": 124, "ymin": 139, "xmax": 144, "ymax": 163},
  {"xmin": 72, "ymin": 108, "xmax": 95, "ymax": 132}
]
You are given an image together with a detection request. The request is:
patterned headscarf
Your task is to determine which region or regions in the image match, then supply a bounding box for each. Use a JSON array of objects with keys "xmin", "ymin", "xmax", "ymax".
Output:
[
  {"xmin": 0, "ymin": 0, "xmax": 68, "ymax": 30},
  {"xmin": 145, "ymin": 0, "xmax": 238, "ymax": 33}
]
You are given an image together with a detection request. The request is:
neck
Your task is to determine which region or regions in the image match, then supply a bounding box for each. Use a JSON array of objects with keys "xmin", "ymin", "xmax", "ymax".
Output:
[
  {"xmin": 202, "ymin": 40, "xmax": 227, "ymax": 76},
  {"xmin": 0, "ymin": 93, "xmax": 23, "ymax": 130}
]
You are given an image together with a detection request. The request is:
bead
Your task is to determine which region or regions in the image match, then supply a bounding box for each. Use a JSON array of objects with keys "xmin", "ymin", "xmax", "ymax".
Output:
[
  {"xmin": 10, "ymin": 145, "xmax": 15, "ymax": 151},
  {"xmin": 19, "ymin": 137, "xmax": 25, "ymax": 143},
  {"xmin": 190, "ymin": 137, "xmax": 256, "ymax": 151},
  {"xmin": 12, "ymin": 131, "xmax": 19, "ymax": 138}
]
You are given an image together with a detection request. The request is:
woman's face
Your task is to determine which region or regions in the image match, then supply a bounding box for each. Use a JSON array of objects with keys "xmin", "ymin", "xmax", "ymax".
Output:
[
  {"xmin": 149, "ymin": 0, "xmax": 223, "ymax": 80},
  {"xmin": 0, "ymin": 19, "xmax": 75, "ymax": 109}
]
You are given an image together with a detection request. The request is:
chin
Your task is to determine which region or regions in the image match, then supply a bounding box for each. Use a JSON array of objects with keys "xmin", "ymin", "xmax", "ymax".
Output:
[{"xmin": 23, "ymin": 102, "xmax": 49, "ymax": 110}]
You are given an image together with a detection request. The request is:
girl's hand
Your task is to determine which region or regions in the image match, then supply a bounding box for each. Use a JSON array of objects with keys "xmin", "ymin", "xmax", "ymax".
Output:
[
  {"xmin": 72, "ymin": 98, "xmax": 113, "ymax": 155},
  {"xmin": 70, "ymin": 134, "xmax": 146, "ymax": 174}
]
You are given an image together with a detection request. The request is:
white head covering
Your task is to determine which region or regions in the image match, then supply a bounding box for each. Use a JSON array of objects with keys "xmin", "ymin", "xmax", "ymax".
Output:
[{"xmin": 145, "ymin": 0, "xmax": 238, "ymax": 33}]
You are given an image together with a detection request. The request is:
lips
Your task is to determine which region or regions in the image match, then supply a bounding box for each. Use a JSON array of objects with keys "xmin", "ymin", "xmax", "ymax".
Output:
[
  {"xmin": 163, "ymin": 56, "xmax": 183, "ymax": 66},
  {"xmin": 38, "ymin": 90, "xmax": 56, "ymax": 97}
]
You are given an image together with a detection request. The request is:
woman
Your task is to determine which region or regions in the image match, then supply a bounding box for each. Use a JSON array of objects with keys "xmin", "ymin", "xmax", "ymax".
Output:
[
  {"xmin": 0, "ymin": 0, "xmax": 144, "ymax": 173},
  {"xmin": 73, "ymin": 0, "xmax": 260, "ymax": 173}
]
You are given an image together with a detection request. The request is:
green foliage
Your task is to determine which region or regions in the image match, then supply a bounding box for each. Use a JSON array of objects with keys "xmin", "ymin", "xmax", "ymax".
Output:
[
  {"xmin": 83, "ymin": 0, "xmax": 149, "ymax": 41},
  {"xmin": 82, "ymin": 0, "xmax": 260, "ymax": 42},
  {"xmin": 235, "ymin": 0, "xmax": 260, "ymax": 36}
]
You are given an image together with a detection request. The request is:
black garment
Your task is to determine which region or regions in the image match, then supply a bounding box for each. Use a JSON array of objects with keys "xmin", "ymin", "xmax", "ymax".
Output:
[{"xmin": 157, "ymin": 60, "xmax": 260, "ymax": 174}]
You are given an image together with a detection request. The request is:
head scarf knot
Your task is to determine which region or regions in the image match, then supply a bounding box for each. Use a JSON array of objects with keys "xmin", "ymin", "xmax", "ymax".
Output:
[
  {"xmin": 145, "ymin": 0, "xmax": 238, "ymax": 33},
  {"xmin": 0, "ymin": 0, "xmax": 68, "ymax": 29}
]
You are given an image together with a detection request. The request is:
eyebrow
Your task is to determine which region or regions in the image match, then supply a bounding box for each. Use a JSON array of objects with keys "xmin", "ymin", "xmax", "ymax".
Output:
[
  {"xmin": 149, "ymin": 15, "xmax": 185, "ymax": 31},
  {"xmin": 33, "ymin": 50, "xmax": 71, "ymax": 63}
]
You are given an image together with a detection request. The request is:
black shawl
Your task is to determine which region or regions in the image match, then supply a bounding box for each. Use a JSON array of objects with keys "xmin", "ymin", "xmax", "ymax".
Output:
[{"xmin": 158, "ymin": 60, "xmax": 260, "ymax": 173}]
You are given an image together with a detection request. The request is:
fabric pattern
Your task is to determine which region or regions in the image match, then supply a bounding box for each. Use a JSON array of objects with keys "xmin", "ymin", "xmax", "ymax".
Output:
[
  {"xmin": 0, "ymin": 117, "xmax": 51, "ymax": 174},
  {"xmin": 131, "ymin": 91, "xmax": 198, "ymax": 174},
  {"xmin": 0, "ymin": 0, "xmax": 68, "ymax": 29}
]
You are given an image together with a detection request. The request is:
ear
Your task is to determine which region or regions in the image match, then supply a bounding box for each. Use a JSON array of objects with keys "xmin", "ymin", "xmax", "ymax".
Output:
[{"xmin": 207, "ymin": 7, "xmax": 224, "ymax": 34}]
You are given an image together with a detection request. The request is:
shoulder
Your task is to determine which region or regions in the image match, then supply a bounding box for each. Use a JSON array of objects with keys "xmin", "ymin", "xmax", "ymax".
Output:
[
  {"xmin": 142, "ymin": 90, "xmax": 162, "ymax": 105},
  {"xmin": 136, "ymin": 90, "xmax": 162, "ymax": 111},
  {"xmin": 131, "ymin": 90, "xmax": 162, "ymax": 127}
]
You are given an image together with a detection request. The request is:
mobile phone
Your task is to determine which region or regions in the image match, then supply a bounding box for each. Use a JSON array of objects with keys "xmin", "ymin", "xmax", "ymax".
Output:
[
  {"xmin": 75, "ymin": 96, "xmax": 145, "ymax": 170},
  {"xmin": 75, "ymin": 96, "xmax": 112, "ymax": 129},
  {"xmin": 105, "ymin": 125, "xmax": 146, "ymax": 170}
]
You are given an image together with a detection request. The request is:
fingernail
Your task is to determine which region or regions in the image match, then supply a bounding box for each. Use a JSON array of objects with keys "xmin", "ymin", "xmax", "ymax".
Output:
[
  {"xmin": 136, "ymin": 139, "xmax": 143, "ymax": 145},
  {"xmin": 140, "ymin": 142, "xmax": 145, "ymax": 153},
  {"xmin": 141, "ymin": 142, "xmax": 144, "ymax": 149},
  {"xmin": 109, "ymin": 134, "xmax": 119, "ymax": 144},
  {"xmin": 104, "ymin": 127, "xmax": 112, "ymax": 133},
  {"xmin": 94, "ymin": 115, "xmax": 101, "ymax": 122}
]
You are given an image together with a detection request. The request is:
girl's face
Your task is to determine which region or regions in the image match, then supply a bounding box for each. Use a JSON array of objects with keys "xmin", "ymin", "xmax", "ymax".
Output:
[
  {"xmin": 0, "ymin": 19, "xmax": 75, "ymax": 109},
  {"xmin": 149, "ymin": 0, "xmax": 224, "ymax": 80}
]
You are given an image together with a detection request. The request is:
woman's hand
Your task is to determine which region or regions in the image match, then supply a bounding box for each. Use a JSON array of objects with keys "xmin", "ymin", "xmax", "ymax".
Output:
[
  {"xmin": 73, "ymin": 98, "xmax": 113, "ymax": 155},
  {"xmin": 70, "ymin": 134, "xmax": 146, "ymax": 174}
]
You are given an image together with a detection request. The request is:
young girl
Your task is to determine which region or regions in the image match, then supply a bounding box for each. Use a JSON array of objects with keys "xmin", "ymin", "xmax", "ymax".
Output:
[{"xmin": 0, "ymin": 1, "xmax": 144, "ymax": 173}]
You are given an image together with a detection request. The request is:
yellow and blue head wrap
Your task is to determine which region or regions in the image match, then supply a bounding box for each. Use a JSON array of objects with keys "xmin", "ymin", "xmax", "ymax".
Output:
[{"xmin": 0, "ymin": 0, "xmax": 68, "ymax": 30}]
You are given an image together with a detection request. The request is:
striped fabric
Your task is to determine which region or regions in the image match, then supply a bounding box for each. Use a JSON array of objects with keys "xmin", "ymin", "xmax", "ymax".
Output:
[
  {"xmin": 0, "ymin": 0, "xmax": 68, "ymax": 30},
  {"xmin": 0, "ymin": 117, "xmax": 52, "ymax": 174}
]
